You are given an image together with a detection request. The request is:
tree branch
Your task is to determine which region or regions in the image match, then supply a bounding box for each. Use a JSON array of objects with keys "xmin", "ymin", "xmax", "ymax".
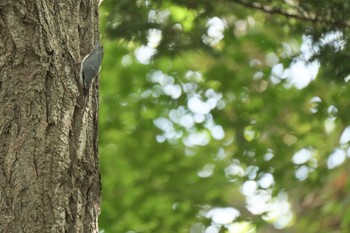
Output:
[{"xmin": 231, "ymin": 0, "xmax": 350, "ymax": 28}]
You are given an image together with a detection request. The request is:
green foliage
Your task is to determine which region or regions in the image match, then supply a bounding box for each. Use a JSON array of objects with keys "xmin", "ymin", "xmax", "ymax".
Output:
[{"xmin": 98, "ymin": 1, "xmax": 350, "ymax": 232}]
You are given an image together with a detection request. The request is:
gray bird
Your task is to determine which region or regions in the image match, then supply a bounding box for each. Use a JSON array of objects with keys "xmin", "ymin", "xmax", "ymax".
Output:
[{"xmin": 80, "ymin": 43, "xmax": 104, "ymax": 95}]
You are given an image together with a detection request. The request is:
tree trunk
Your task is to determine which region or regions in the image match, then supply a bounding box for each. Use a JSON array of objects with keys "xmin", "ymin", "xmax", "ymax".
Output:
[{"xmin": 0, "ymin": 1, "xmax": 101, "ymax": 232}]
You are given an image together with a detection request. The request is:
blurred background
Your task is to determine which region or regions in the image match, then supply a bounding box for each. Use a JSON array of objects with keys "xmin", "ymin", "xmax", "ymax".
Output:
[{"xmin": 97, "ymin": 1, "xmax": 350, "ymax": 232}]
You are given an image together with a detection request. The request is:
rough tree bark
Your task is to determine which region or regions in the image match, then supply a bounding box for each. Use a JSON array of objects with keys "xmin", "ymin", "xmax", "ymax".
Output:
[{"xmin": 0, "ymin": 0, "xmax": 101, "ymax": 232}]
